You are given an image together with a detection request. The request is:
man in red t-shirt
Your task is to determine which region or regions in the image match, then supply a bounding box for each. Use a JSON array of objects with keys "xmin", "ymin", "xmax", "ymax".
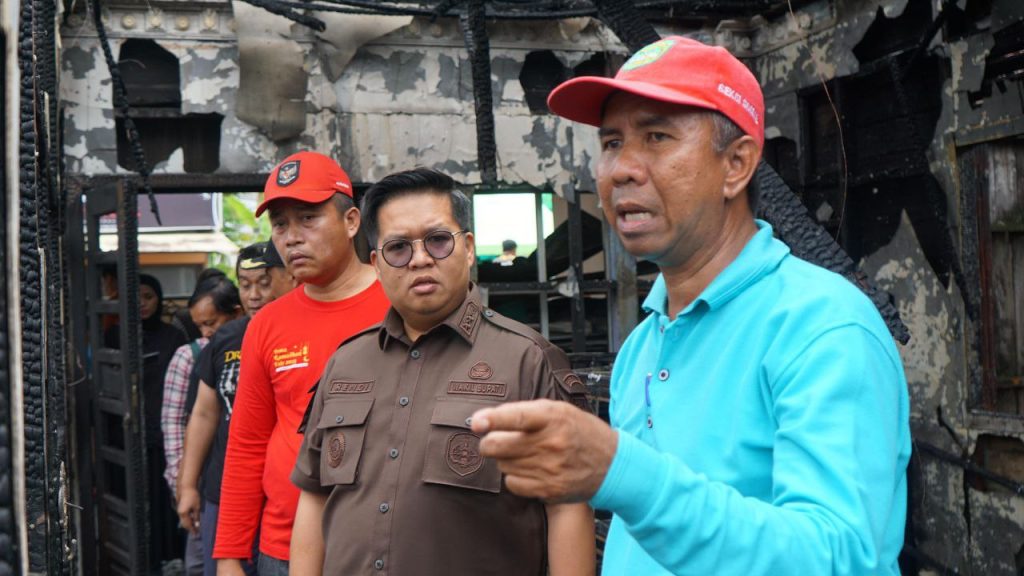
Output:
[{"xmin": 214, "ymin": 151, "xmax": 390, "ymax": 576}]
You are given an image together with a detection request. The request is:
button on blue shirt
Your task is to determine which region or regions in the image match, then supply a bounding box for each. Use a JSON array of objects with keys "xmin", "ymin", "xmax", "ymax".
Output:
[{"xmin": 592, "ymin": 221, "xmax": 911, "ymax": 576}]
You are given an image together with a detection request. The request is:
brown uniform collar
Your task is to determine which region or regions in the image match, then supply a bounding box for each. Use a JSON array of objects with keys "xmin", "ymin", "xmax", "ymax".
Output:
[{"xmin": 378, "ymin": 284, "xmax": 483, "ymax": 349}]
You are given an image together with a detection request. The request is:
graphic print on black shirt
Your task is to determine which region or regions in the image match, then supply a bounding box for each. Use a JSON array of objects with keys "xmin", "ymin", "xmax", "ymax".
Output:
[{"xmin": 195, "ymin": 316, "xmax": 250, "ymax": 503}]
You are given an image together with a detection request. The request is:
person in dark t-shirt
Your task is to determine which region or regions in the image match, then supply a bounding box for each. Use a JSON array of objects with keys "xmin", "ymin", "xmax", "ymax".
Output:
[{"xmin": 176, "ymin": 241, "xmax": 296, "ymax": 576}]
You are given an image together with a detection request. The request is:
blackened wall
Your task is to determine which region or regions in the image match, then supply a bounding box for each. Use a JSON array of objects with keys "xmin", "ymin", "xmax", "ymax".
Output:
[
  {"xmin": 0, "ymin": 22, "xmax": 18, "ymax": 576},
  {"xmin": 19, "ymin": 0, "xmax": 70, "ymax": 571}
]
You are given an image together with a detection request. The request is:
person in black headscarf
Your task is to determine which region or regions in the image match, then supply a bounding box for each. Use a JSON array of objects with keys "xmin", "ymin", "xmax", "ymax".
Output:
[
  {"xmin": 138, "ymin": 274, "xmax": 190, "ymax": 570},
  {"xmin": 135, "ymin": 274, "xmax": 191, "ymax": 442},
  {"xmin": 105, "ymin": 273, "xmax": 189, "ymax": 431},
  {"xmin": 107, "ymin": 273, "xmax": 189, "ymax": 570}
]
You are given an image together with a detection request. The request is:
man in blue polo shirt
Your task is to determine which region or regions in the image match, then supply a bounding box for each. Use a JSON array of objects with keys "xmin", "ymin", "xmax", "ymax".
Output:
[{"xmin": 472, "ymin": 36, "xmax": 910, "ymax": 575}]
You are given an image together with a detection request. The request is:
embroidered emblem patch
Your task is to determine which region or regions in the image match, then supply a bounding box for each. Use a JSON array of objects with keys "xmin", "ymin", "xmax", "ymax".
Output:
[
  {"xmin": 621, "ymin": 38, "xmax": 676, "ymax": 71},
  {"xmin": 459, "ymin": 302, "xmax": 480, "ymax": 336},
  {"xmin": 560, "ymin": 372, "xmax": 589, "ymax": 410},
  {"xmin": 446, "ymin": 432, "xmax": 483, "ymax": 476},
  {"xmin": 469, "ymin": 361, "xmax": 493, "ymax": 380},
  {"xmin": 327, "ymin": 430, "xmax": 346, "ymax": 468},
  {"xmin": 277, "ymin": 160, "xmax": 300, "ymax": 187},
  {"xmin": 562, "ymin": 372, "xmax": 584, "ymax": 390}
]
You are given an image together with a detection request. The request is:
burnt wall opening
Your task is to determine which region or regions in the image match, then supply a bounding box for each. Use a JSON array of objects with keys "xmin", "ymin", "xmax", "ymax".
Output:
[
  {"xmin": 969, "ymin": 18, "xmax": 1024, "ymax": 106},
  {"xmin": 851, "ymin": 0, "xmax": 934, "ymax": 63},
  {"xmin": 785, "ymin": 36, "xmax": 957, "ymax": 288},
  {"xmin": 520, "ymin": 50, "xmax": 567, "ymax": 114},
  {"xmin": 572, "ymin": 52, "xmax": 617, "ymax": 77},
  {"xmin": 115, "ymin": 39, "xmax": 223, "ymax": 173},
  {"xmin": 118, "ymin": 39, "xmax": 180, "ymax": 107},
  {"xmin": 946, "ymin": 0, "xmax": 994, "ymax": 41},
  {"xmin": 762, "ymin": 136, "xmax": 799, "ymax": 194},
  {"xmin": 969, "ymin": 435, "xmax": 1024, "ymax": 494},
  {"xmin": 518, "ymin": 51, "xmax": 621, "ymax": 115}
]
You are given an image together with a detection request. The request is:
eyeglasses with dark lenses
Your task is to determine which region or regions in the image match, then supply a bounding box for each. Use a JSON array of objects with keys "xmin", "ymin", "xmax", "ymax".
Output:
[{"xmin": 378, "ymin": 230, "xmax": 468, "ymax": 268}]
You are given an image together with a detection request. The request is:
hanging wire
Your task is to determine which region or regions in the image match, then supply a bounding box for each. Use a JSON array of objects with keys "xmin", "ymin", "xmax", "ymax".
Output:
[
  {"xmin": 786, "ymin": 0, "xmax": 846, "ymax": 242},
  {"xmin": 233, "ymin": 0, "xmax": 773, "ymax": 28},
  {"xmin": 89, "ymin": 0, "xmax": 162, "ymax": 225}
]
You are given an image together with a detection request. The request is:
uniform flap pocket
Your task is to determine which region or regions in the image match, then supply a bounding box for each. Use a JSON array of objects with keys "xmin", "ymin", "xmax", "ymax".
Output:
[
  {"xmin": 317, "ymin": 398, "xmax": 374, "ymax": 429},
  {"xmin": 430, "ymin": 398, "xmax": 496, "ymax": 429}
]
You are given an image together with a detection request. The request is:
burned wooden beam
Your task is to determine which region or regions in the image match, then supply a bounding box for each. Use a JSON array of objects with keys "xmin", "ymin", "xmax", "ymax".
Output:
[{"xmin": 755, "ymin": 162, "xmax": 910, "ymax": 344}]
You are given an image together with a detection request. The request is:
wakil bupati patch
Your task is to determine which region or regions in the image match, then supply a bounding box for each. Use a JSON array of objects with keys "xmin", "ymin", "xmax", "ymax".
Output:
[{"xmin": 277, "ymin": 160, "xmax": 300, "ymax": 187}]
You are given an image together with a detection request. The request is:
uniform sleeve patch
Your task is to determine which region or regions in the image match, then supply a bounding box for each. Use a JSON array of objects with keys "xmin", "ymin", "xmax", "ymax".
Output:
[{"xmin": 555, "ymin": 369, "xmax": 590, "ymax": 411}]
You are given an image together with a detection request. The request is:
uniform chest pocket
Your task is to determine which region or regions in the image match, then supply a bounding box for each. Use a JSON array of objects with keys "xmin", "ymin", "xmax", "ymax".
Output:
[
  {"xmin": 422, "ymin": 398, "xmax": 502, "ymax": 494},
  {"xmin": 317, "ymin": 398, "xmax": 373, "ymax": 486}
]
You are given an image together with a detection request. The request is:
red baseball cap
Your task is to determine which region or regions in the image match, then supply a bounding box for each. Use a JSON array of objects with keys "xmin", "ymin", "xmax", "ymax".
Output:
[
  {"xmin": 547, "ymin": 36, "xmax": 764, "ymax": 147},
  {"xmin": 255, "ymin": 151, "xmax": 353, "ymax": 217}
]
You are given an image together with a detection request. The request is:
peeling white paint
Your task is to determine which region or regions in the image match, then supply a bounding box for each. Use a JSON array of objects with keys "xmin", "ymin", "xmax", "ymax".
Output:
[
  {"xmin": 968, "ymin": 489, "xmax": 1024, "ymax": 573},
  {"xmin": 179, "ymin": 47, "xmax": 239, "ymax": 111},
  {"xmin": 867, "ymin": 212, "xmax": 956, "ymax": 419},
  {"xmin": 61, "ymin": 42, "xmax": 119, "ymax": 173},
  {"xmin": 61, "ymin": 13, "xmax": 610, "ymax": 189},
  {"xmin": 315, "ymin": 13, "xmax": 413, "ymax": 81}
]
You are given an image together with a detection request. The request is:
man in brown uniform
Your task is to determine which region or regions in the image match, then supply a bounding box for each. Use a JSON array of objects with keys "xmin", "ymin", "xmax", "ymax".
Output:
[{"xmin": 290, "ymin": 167, "xmax": 595, "ymax": 575}]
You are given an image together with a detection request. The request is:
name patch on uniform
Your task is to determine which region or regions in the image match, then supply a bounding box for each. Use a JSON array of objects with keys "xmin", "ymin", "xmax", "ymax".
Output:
[
  {"xmin": 447, "ymin": 432, "xmax": 483, "ymax": 476},
  {"xmin": 329, "ymin": 380, "xmax": 374, "ymax": 394},
  {"xmin": 448, "ymin": 381, "xmax": 507, "ymax": 398}
]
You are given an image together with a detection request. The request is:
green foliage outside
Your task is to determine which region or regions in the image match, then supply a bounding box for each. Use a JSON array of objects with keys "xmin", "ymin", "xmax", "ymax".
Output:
[{"xmin": 208, "ymin": 193, "xmax": 270, "ymax": 281}]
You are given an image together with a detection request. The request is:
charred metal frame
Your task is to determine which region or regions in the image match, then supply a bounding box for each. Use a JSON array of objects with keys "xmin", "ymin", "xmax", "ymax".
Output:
[
  {"xmin": 90, "ymin": 0, "xmax": 161, "ymax": 225},
  {"xmin": 958, "ymin": 143, "xmax": 1002, "ymax": 412},
  {"xmin": 78, "ymin": 181, "xmax": 150, "ymax": 575},
  {"xmin": 462, "ymin": 0, "xmax": 497, "ymax": 185},
  {"xmin": 20, "ymin": 0, "xmax": 72, "ymax": 569},
  {"xmin": 0, "ymin": 23, "xmax": 17, "ymax": 576},
  {"xmin": 64, "ymin": 173, "xmax": 266, "ymax": 574},
  {"xmin": 954, "ymin": 62, "xmax": 1024, "ymax": 415}
]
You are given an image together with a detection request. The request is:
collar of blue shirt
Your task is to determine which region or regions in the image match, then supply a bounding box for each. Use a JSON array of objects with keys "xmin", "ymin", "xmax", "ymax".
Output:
[{"xmin": 642, "ymin": 220, "xmax": 790, "ymax": 318}]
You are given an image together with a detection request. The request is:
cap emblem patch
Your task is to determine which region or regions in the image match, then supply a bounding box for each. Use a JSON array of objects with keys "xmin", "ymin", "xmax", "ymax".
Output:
[
  {"xmin": 238, "ymin": 257, "xmax": 262, "ymax": 270},
  {"xmin": 327, "ymin": 430, "xmax": 345, "ymax": 468},
  {"xmin": 622, "ymin": 38, "xmax": 676, "ymax": 71},
  {"xmin": 447, "ymin": 432, "xmax": 483, "ymax": 476},
  {"xmin": 277, "ymin": 160, "xmax": 300, "ymax": 187}
]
